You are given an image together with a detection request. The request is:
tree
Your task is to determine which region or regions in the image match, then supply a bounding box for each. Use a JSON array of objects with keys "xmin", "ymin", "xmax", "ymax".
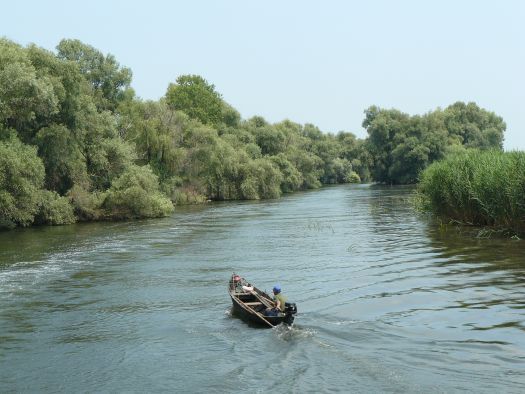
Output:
[
  {"xmin": 165, "ymin": 75, "xmax": 223, "ymax": 126},
  {"xmin": 270, "ymin": 154, "xmax": 302, "ymax": 193},
  {"xmin": 311, "ymin": 134, "xmax": 342, "ymax": 184},
  {"xmin": 252, "ymin": 125, "xmax": 286, "ymax": 156},
  {"xmin": 35, "ymin": 124, "xmax": 87, "ymax": 194},
  {"xmin": 286, "ymin": 149, "xmax": 323, "ymax": 189},
  {"xmin": 26, "ymin": 43, "xmax": 91, "ymax": 132},
  {"xmin": 239, "ymin": 158, "xmax": 282, "ymax": 199},
  {"xmin": 0, "ymin": 39, "xmax": 59, "ymax": 136},
  {"xmin": 57, "ymin": 39, "xmax": 132, "ymax": 111},
  {"xmin": 220, "ymin": 102, "xmax": 241, "ymax": 128},
  {"xmin": 363, "ymin": 103, "xmax": 506, "ymax": 184},
  {"xmin": 34, "ymin": 190, "xmax": 76, "ymax": 225},
  {"xmin": 443, "ymin": 101, "xmax": 505, "ymax": 150},
  {"xmin": 197, "ymin": 138, "xmax": 243, "ymax": 200},
  {"xmin": 338, "ymin": 132, "xmax": 371, "ymax": 182},
  {"xmin": 363, "ymin": 106, "xmax": 412, "ymax": 184},
  {"xmin": 0, "ymin": 135, "xmax": 45, "ymax": 228},
  {"xmin": 103, "ymin": 165, "xmax": 174, "ymax": 219}
]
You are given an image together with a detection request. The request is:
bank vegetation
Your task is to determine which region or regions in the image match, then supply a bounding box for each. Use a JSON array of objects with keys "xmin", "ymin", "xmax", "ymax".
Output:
[
  {"xmin": 418, "ymin": 150, "xmax": 525, "ymax": 236},
  {"xmin": 0, "ymin": 38, "xmax": 510, "ymax": 229}
]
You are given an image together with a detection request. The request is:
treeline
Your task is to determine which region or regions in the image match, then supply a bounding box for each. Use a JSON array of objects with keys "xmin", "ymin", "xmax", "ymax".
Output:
[
  {"xmin": 0, "ymin": 38, "xmax": 506, "ymax": 229},
  {"xmin": 0, "ymin": 38, "xmax": 174, "ymax": 229},
  {"xmin": 363, "ymin": 103, "xmax": 505, "ymax": 184}
]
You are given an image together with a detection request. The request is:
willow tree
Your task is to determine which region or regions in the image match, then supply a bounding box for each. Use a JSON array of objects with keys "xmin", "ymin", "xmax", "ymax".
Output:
[
  {"xmin": 57, "ymin": 39, "xmax": 133, "ymax": 111},
  {"xmin": 165, "ymin": 75, "xmax": 223, "ymax": 126},
  {"xmin": 443, "ymin": 101, "xmax": 505, "ymax": 150}
]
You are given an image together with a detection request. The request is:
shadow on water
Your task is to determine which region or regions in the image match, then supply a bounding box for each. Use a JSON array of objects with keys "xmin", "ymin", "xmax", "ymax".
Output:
[
  {"xmin": 426, "ymin": 225, "xmax": 525, "ymax": 272},
  {"xmin": 367, "ymin": 184, "xmax": 525, "ymax": 277},
  {"xmin": 0, "ymin": 223, "xmax": 106, "ymax": 264}
]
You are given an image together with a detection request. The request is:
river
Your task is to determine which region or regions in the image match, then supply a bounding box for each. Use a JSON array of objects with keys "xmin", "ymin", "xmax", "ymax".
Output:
[{"xmin": 0, "ymin": 185, "xmax": 524, "ymax": 393}]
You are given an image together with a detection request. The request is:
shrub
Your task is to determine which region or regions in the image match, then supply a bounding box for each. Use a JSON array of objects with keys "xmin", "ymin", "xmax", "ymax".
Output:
[
  {"xmin": 240, "ymin": 158, "xmax": 282, "ymax": 199},
  {"xmin": 67, "ymin": 184, "xmax": 105, "ymax": 221},
  {"xmin": 0, "ymin": 136, "xmax": 45, "ymax": 228},
  {"xmin": 35, "ymin": 190, "xmax": 76, "ymax": 225},
  {"xmin": 103, "ymin": 165, "xmax": 174, "ymax": 219},
  {"xmin": 171, "ymin": 188, "xmax": 207, "ymax": 205},
  {"xmin": 346, "ymin": 171, "xmax": 361, "ymax": 183}
]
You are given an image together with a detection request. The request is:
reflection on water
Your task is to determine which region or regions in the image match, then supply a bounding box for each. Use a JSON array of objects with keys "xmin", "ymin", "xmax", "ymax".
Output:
[{"xmin": 0, "ymin": 184, "xmax": 524, "ymax": 392}]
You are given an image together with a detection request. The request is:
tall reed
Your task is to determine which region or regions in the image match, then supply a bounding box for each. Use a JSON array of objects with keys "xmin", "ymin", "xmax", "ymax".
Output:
[{"xmin": 418, "ymin": 150, "xmax": 525, "ymax": 234}]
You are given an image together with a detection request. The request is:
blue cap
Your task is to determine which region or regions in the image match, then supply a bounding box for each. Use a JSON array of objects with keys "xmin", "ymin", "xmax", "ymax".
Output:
[{"xmin": 273, "ymin": 284, "xmax": 281, "ymax": 293}]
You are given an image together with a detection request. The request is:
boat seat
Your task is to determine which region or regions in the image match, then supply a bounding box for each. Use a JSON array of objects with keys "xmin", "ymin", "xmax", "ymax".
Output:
[
  {"xmin": 244, "ymin": 302, "xmax": 263, "ymax": 306},
  {"xmin": 236, "ymin": 293, "xmax": 255, "ymax": 300}
]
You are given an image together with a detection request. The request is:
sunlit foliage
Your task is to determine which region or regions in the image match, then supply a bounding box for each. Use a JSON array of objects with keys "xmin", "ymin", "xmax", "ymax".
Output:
[{"xmin": 0, "ymin": 37, "xmax": 511, "ymax": 230}]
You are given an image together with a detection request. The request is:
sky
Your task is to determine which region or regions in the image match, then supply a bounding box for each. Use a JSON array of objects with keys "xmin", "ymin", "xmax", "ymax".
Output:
[{"xmin": 2, "ymin": 0, "xmax": 524, "ymax": 149}]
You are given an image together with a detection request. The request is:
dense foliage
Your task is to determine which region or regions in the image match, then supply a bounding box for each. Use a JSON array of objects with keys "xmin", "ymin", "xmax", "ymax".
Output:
[
  {"xmin": 0, "ymin": 38, "xmax": 173, "ymax": 229},
  {"xmin": 418, "ymin": 150, "xmax": 525, "ymax": 235},
  {"xmin": 363, "ymin": 104, "xmax": 505, "ymax": 184},
  {"xmin": 0, "ymin": 38, "xmax": 509, "ymax": 229}
]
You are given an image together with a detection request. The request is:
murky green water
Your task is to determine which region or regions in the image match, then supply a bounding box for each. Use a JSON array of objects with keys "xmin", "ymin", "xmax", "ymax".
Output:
[{"xmin": 0, "ymin": 185, "xmax": 524, "ymax": 393}]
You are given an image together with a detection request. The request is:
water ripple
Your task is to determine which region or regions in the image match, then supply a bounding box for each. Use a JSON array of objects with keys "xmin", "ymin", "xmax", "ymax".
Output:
[{"xmin": 0, "ymin": 185, "xmax": 524, "ymax": 392}]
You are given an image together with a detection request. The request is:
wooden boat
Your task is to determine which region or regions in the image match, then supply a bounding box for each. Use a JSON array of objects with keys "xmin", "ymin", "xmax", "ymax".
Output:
[{"xmin": 228, "ymin": 274, "xmax": 297, "ymax": 327}]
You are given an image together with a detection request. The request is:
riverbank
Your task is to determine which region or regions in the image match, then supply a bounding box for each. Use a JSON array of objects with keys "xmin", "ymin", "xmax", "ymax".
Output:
[{"xmin": 1, "ymin": 38, "xmax": 507, "ymax": 232}]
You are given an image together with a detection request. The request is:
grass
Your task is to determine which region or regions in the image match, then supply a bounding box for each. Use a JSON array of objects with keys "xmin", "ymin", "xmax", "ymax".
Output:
[{"xmin": 418, "ymin": 149, "xmax": 525, "ymax": 236}]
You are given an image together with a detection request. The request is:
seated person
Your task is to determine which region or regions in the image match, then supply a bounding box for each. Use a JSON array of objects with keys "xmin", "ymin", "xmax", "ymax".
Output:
[
  {"xmin": 233, "ymin": 275, "xmax": 243, "ymax": 292},
  {"xmin": 233, "ymin": 275, "xmax": 254, "ymax": 293},
  {"xmin": 264, "ymin": 285, "xmax": 286, "ymax": 316}
]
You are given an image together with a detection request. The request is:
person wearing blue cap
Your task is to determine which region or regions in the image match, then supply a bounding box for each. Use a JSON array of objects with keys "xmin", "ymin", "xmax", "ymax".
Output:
[{"xmin": 264, "ymin": 284, "xmax": 286, "ymax": 316}]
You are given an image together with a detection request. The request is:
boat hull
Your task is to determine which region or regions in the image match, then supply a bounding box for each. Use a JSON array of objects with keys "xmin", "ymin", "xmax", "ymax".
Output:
[
  {"xmin": 228, "ymin": 274, "xmax": 296, "ymax": 328},
  {"xmin": 230, "ymin": 295, "xmax": 292, "ymax": 327}
]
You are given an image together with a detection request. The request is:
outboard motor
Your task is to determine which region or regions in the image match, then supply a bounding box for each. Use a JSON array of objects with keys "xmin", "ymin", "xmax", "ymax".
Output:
[{"xmin": 283, "ymin": 302, "xmax": 297, "ymax": 325}]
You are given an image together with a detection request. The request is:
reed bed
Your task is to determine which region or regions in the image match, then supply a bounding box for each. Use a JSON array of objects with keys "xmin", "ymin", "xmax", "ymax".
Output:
[{"xmin": 418, "ymin": 150, "xmax": 525, "ymax": 235}]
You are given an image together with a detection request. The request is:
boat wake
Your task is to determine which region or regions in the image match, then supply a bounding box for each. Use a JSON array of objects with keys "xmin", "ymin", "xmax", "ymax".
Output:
[{"xmin": 273, "ymin": 323, "xmax": 317, "ymax": 341}]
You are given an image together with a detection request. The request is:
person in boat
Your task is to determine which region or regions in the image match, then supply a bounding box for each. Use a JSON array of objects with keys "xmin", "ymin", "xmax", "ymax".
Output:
[
  {"xmin": 233, "ymin": 275, "xmax": 243, "ymax": 292},
  {"xmin": 233, "ymin": 275, "xmax": 254, "ymax": 293},
  {"xmin": 264, "ymin": 284, "xmax": 286, "ymax": 316}
]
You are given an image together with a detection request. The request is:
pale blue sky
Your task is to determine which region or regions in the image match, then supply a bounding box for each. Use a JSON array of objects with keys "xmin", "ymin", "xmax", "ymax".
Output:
[{"xmin": 3, "ymin": 0, "xmax": 524, "ymax": 149}]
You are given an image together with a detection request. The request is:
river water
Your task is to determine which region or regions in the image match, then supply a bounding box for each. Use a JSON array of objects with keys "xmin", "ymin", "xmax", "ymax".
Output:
[{"xmin": 0, "ymin": 185, "xmax": 524, "ymax": 393}]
